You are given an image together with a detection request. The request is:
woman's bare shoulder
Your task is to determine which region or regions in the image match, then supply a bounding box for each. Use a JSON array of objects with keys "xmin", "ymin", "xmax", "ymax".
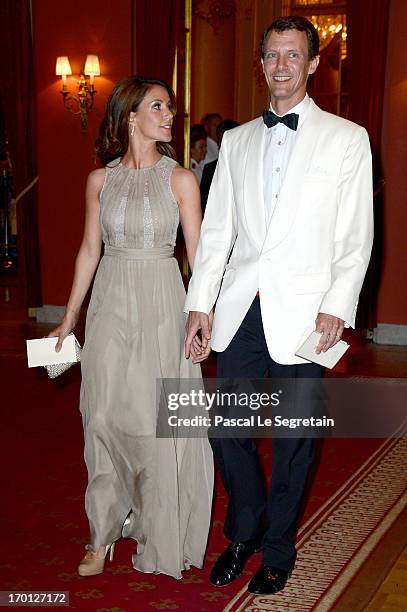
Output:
[
  {"xmin": 87, "ymin": 167, "xmax": 106, "ymax": 187},
  {"xmin": 172, "ymin": 165, "xmax": 197, "ymax": 187},
  {"xmin": 171, "ymin": 165, "xmax": 200, "ymax": 207}
]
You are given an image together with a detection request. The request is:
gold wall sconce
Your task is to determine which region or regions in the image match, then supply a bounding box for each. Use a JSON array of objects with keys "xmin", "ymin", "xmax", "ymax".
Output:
[{"xmin": 55, "ymin": 54, "xmax": 100, "ymax": 130}]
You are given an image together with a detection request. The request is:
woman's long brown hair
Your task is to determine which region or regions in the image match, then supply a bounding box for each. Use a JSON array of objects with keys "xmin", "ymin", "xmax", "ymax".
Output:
[{"xmin": 95, "ymin": 76, "xmax": 176, "ymax": 166}]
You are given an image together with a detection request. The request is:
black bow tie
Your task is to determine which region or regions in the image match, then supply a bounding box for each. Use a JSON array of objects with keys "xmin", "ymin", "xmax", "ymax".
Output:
[{"xmin": 262, "ymin": 110, "xmax": 299, "ymax": 131}]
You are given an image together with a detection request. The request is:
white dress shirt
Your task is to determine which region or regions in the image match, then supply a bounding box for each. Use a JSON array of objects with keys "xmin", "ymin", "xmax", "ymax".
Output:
[
  {"xmin": 190, "ymin": 158, "xmax": 204, "ymax": 184},
  {"xmin": 204, "ymin": 136, "xmax": 219, "ymax": 164},
  {"xmin": 263, "ymin": 94, "xmax": 311, "ymax": 227}
]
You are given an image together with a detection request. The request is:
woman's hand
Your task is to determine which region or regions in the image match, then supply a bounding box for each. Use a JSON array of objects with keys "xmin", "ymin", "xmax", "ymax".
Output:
[
  {"xmin": 188, "ymin": 309, "xmax": 214, "ymax": 364},
  {"xmin": 47, "ymin": 309, "xmax": 79, "ymax": 352}
]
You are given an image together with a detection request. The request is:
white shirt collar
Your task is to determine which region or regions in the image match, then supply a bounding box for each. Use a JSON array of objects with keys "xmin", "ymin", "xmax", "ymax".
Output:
[{"xmin": 269, "ymin": 93, "xmax": 311, "ymax": 129}]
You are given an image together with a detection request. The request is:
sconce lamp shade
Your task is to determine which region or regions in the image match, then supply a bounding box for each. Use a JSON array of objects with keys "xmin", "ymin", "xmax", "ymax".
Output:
[
  {"xmin": 55, "ymin": 56, "xmax": 72, "ymax": 76},
  {"xmin": 56, "ymin": 54, "xmax": 99, "ymax": 129},
  {"xmin": 84, "ymin": 54, "xmax": 100, "ymax": 76}
]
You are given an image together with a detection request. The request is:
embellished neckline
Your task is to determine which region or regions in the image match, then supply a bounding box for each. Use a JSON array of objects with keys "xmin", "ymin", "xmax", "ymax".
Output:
[{"xmin": 119, "ymin": 156, "xmax": 164, "ymax": 172}]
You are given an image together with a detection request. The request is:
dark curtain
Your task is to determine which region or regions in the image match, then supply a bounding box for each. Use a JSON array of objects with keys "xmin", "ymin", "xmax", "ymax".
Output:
[
  {"xmin": 0, "ymin": 0, "xmax": 41, "ymax": 307},
  {"xmin": 133, "ymin": 0, "xmax": 184, "ymax": 160},
  {"xmin": 133, "ymin": 0, "xmax": 181, "ymax": 85},
  {"xmin": 133, "ymin": 0, "xmax": 186, "ymax": 275},
  {"xmin": 347, "ymin": 0, "xmax": 389, "ymax": 168},
  {"xmin": 347, "ymin": 0, "xmax": 390, "ymax": 330}
]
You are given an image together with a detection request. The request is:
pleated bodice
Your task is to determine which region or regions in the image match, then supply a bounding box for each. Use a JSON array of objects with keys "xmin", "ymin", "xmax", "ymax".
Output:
[{"xmin": 100, "ymin": 156, "xmax": 179, "ymax": 249}]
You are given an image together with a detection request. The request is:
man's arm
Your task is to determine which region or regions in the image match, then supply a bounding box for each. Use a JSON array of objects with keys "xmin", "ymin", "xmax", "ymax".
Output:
[
  {"xmin": 316, "ymin": 126, "xmax": 373, "ymax": 352},
  {"xmin": 185, "ymin": 309, "xmax": 214, "ymax": 362},
  {"xmin": 185, "ymin": 131, "xmax": 237, "ymax": 314},
  {"xmin": 184, "ymin": 132, "xmax": 238, "ymax": 358}
]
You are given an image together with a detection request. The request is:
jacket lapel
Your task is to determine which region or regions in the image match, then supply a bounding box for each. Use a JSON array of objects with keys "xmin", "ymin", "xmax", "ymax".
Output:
[
  {"xmin": 242, "ymin": 119, "xmax": 267, "ymax": 252},
  {"xmin": 261, "ymin": 100, "xmax": 323, "ymax": 253}
]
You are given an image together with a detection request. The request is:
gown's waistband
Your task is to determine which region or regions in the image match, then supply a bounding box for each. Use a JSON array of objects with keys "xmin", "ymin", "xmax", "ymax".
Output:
[{"xmin": 104, "ymin": 245, "xmax": 174, "ymax": 260}]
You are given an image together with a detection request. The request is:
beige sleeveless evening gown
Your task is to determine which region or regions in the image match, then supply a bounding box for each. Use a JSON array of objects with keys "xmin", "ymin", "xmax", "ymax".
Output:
[{"xmin": 79, "ymin": 155, "xmax": 213, "ymax": 579}]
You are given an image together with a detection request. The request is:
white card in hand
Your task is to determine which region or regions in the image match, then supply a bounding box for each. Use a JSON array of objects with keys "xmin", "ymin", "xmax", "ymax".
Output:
[
  {"xmin": 26, "ymin": 335, "xmax": 77, "ymax": 368},
  {"xmin": 295, "ymin": 330, "xmax": 349, "ymax": 369}
]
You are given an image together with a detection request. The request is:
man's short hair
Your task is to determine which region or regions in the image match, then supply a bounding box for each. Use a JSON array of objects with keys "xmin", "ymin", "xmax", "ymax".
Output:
[
  {"xmin": 216, "ymin": 120, "xmax": 240, "ymax": 137},
  {"xmin": 190, "ymin": 132, "xmax": 207, "ymax": 149},
  {"xmin": 201, "ymin": 113, "xmax": 222, "ymax": 127},
  {"xmin": 260, "ymin": 15, "xmax": 320, "ymax": 60},
  {"xmin": 190, "ymin": 123, "xmax": 207, "ymax": 139}
]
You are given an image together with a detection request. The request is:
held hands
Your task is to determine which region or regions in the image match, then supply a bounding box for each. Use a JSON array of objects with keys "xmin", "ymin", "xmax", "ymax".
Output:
[
  {"xmin": 185, "ymin": 310, "xmax": 214, "ymax": 364},
  {"xmin": 47, "ymin": 308, "xmax": 79, "ymax": 352},
  {"xmin": 315, "ymin": 312, "xmax": 344, "ymax": 354}
]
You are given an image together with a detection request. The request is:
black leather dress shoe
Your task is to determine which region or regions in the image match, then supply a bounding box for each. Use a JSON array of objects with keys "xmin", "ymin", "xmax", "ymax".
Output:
[
  {"xmin": 210, "ymin": 540, "xmax": 260, "ymax": 587},
  {"xmin": 248, "ymin": 564, "xmax": 291, "ymax": 594}
]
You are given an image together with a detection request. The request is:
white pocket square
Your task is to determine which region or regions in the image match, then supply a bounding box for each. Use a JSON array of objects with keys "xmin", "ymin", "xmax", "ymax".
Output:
[{"xmin": 307, "ymin": 165, "xmax": 327, "ymax": 176}]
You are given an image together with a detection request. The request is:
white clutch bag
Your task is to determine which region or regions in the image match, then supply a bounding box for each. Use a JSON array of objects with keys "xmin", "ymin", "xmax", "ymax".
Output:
[{"xmin": 26, "ymin": 334, "xmax": 82, "ymax": 378}]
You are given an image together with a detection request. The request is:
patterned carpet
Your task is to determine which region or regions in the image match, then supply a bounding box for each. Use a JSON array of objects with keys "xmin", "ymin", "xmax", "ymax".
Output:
[
  {"xmin": 226, "ymin": 436, "xmax": 407, "ymax": 611},
  {"xmin": 2, "ymin": 349, "xmax": 401, "ymax": 611}
]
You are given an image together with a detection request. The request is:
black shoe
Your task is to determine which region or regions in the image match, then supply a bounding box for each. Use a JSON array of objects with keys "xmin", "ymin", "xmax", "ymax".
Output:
[
  {"xmin": 210, "ymin": 540, "xmax": 260, "ymax": 587},
  {"xmin": 248, "ymin": 564, "xmax": 291, "ymax": 595}
]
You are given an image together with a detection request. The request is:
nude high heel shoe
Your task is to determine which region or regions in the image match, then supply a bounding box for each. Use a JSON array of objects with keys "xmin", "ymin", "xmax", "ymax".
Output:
[{"xmin": 78, "ymin": 542, "xmax": 115, "ymax": 576}]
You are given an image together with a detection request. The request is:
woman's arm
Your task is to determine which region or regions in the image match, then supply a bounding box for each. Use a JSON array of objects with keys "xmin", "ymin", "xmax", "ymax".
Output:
[
  {"xmin": 171, "ymin": 166, "xmax": 202, "ymax": 270},
  {"xmin": 48, "ymin": 168, "xmax": 105, "ymax": 350},
  {"xmin": 172, "ymin": 166, "xmax": 211, "ymax": 362}
]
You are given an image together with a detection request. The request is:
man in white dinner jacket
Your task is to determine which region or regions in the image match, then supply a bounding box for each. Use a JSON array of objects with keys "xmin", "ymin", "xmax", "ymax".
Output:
[{"xmin": 185, "ymin": 15, "xmax": 373, "ymax": 595}]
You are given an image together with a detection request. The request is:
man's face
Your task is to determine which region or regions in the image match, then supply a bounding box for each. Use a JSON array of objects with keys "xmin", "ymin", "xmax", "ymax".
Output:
[
  {"xmin": 206, "ymin": 115, "xmax": 222, "ymax": 141},
  {"xmin": 208, "ymin": 116, "xmax": 221, "ymax": 132},
  {"xmin": 261, "ymin": 28, "xmax": 319, "ymax": 110}
]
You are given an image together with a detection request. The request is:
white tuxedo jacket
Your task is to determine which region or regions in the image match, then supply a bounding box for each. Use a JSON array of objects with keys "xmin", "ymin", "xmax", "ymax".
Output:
[{"xmin": 185, "ymin": 100, "xmax": 373, "ymax": 364}]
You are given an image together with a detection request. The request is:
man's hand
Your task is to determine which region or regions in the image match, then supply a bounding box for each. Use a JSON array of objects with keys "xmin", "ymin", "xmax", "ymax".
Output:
[
  {"xmin": 190, "ymin": 338, "xmax": 212, "ymax": 363},
  {"xmin": 315, "ymin": 312, "xmax": 344, "ymax": 354},
  {"xmin": 185, "ymin": 310, "xmax": 213, "ymax": 362}
]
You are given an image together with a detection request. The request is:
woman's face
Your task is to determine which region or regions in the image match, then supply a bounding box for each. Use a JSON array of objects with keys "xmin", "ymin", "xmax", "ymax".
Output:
[{"xmin": 130, "ymin": 85, "xmax": 174, "ymax": 143}]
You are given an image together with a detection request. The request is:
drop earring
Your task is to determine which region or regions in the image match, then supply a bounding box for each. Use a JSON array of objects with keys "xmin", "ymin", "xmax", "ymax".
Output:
[{"xmin": 130, "ymin": 122, "xmax": 135, "ymax": 137}]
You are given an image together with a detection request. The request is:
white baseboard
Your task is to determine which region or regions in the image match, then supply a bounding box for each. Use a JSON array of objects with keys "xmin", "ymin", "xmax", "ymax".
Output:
[
  {"xmin": 373, "ymin": 323, "xmax": 407, "ymax": 345},
  {"xmin": 36, "ymin": 305, "xmax": 65, "ymax": 323}
]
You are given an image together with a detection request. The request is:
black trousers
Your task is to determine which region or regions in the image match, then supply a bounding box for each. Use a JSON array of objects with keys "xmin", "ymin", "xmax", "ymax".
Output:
[{"xmin": 212, "ymin": 296, "xmax": 323, "ymax": 571}]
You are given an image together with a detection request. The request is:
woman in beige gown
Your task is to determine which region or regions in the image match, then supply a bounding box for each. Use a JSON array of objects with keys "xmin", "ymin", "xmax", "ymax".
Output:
[{"xmin": 49, "ymin": 77, "xmax": 213, "ymax": 579}]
